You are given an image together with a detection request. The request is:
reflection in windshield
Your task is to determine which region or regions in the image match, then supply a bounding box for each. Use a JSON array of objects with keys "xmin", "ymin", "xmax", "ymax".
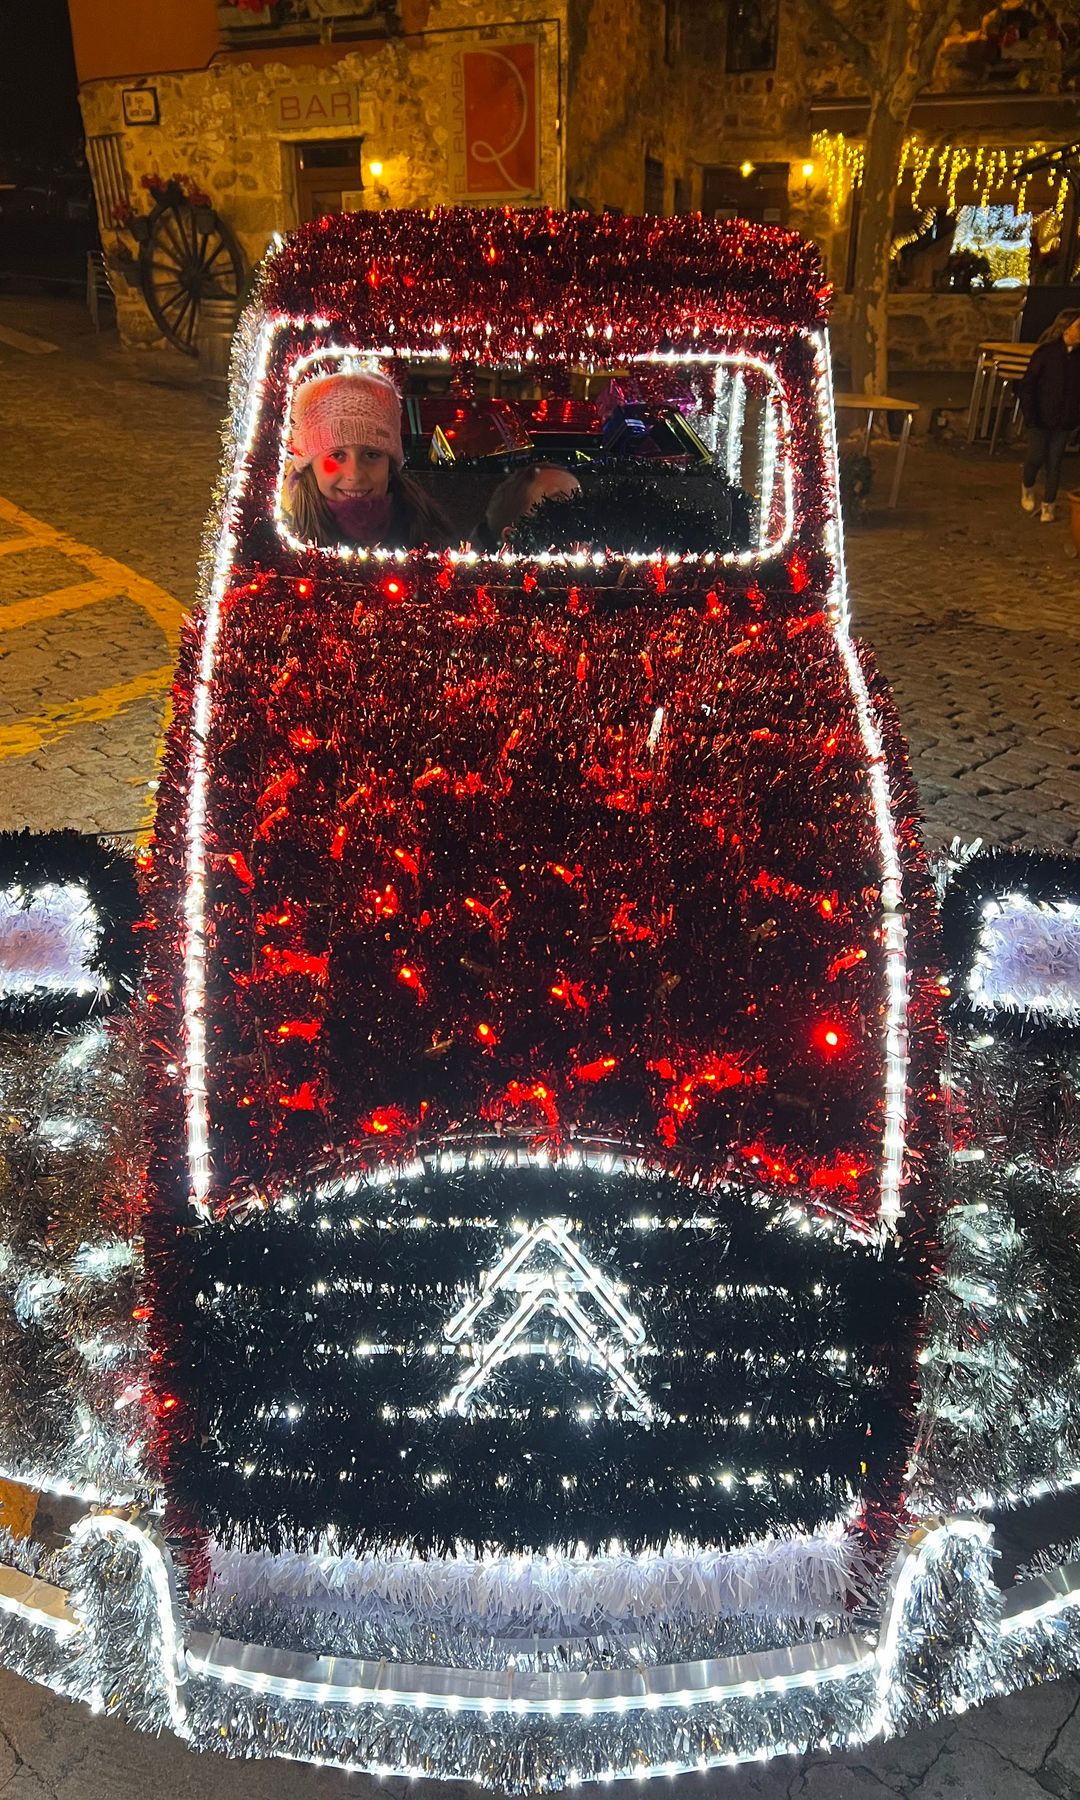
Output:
[{"xmin": 279, "ymin": 358, "xmax": 788, "ymax": 558}]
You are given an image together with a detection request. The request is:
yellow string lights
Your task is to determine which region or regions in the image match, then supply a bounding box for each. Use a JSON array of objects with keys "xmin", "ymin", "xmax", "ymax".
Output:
[{"xmin": 810, "ymin": 130, "xmax": 1069, "ymax": 224}]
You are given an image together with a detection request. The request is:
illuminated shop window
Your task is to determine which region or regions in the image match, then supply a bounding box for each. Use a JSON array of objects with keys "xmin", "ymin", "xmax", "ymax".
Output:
[{"xmin": 953, "ymin": 205, "xmax": 1033, "ymax": 288}]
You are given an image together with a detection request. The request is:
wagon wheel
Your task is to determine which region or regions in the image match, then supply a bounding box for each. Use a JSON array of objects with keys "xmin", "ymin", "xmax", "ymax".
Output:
[{"xmin": 139, "ymin": 196, "xmax": 245, "ymax": 357}]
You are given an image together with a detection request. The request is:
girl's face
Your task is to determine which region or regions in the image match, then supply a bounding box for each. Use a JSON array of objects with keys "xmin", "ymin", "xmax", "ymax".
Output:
[{"xmin": 314, "ymin": 444, "xmax": 392, "ymax": 501}]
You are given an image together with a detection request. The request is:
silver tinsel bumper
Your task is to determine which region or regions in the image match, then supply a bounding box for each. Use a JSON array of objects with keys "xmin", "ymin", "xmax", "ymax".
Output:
[{"xmin": 0, "ymin": 1513, "xmax": 1077, "ymax": 1788}]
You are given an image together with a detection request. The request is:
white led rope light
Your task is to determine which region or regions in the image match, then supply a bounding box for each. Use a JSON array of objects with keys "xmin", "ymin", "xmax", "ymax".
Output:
[
  {"xmin": 273, "ymin": 342, "xmax": 797, "ymax": 567},
  {"xmin": 183, "ymin": 316, "xmax": 278, "ymax": 1215},
  {"xmin": 445, "ymin": 1217, "xmax": 647, "ymax": 1345},
  {"xmin": 184, "ymin": 1624, "xmax": 873, "ymax": 1716},
  {"xmin": 442, "ymin": 1216, "xmax": 651, "ymax": 1417},
  {"xmin": 757, "ymin": 392, "xmax": 779, "ymax": 551},
  {"xmin": 810, "ymin": 328, "xmax": 909, "ymax": 1237}
]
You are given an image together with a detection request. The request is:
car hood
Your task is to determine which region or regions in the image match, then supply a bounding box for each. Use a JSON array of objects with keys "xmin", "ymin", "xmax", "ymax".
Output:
[{"xmin": 171, "ymin": 575, "xmax": 899, "ymax": 1225}]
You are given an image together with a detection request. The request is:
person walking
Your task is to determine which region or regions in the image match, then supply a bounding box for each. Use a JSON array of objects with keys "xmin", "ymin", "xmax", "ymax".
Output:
[{"xmin": 1018, "ymin": 309, "xmax": 1080, "ymax": 523}]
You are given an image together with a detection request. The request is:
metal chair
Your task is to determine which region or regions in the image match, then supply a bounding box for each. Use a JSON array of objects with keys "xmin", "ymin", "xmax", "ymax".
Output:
[
  {"xmin": 85, "ymin": 250, "xmax": 113, "ymax": 332},
  {"xmin": 988, "ymin": 363, "xmax": 1028, "ymax": 454}
]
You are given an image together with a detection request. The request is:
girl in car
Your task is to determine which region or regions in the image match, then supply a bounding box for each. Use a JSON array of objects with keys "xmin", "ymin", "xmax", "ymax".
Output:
[{"xmin": 284, "ymin": 368, "xmax": 453, "ymax": 549}]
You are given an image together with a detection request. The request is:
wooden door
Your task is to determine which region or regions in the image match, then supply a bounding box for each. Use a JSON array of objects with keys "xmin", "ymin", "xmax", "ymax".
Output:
[{"xmin": 294, "ymin": 138, "xmax": 363, "ymax": 223}]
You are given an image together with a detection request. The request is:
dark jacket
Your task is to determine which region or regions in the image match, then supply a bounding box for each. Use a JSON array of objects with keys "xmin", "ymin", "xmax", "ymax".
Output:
[{"xmin": 1019, "ymin": 336, "xmax": 1080, "ymax": 434}]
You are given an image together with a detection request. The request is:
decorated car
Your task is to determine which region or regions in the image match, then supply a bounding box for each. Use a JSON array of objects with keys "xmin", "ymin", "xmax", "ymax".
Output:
[{"xmin": 1, "ymin": 209, "xmax": 1080, "ymax": 1789}]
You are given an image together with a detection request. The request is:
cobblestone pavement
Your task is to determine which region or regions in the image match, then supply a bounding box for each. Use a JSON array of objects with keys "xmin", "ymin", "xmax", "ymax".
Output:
[
  {"xmin": 0, "ymin": 295, "xmax": 220, "ymax": 840},
  {"xmin": 847, "ymin": 426, "xmax": 1080, "ymax": 859},
  {"xmin": 0, "ymin": 296, "xmax": 1079, "ymax": 1797}
]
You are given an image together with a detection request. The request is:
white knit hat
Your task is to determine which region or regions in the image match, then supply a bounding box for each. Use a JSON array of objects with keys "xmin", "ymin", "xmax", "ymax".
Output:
[{"xmin": 288, "ymin": 370, "xmax": 404, "ymax": 470}]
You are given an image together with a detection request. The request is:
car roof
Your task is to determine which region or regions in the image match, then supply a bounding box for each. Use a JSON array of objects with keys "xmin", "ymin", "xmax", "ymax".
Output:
[{"xmin": 256, "ymin": 207, "xmax": 830, "ymax": 361}]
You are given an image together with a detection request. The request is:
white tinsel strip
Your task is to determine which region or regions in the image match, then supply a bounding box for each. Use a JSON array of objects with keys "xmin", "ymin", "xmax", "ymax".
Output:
[{"xmin": 206, "ymin": 1528, "xmax": 863, "ymax": 1636}]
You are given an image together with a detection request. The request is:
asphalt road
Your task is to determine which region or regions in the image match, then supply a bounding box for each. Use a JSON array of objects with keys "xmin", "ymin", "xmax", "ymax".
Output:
[{"xmin": 1, "ymin": 293, "xmax": 1080, "ymax": 1799}]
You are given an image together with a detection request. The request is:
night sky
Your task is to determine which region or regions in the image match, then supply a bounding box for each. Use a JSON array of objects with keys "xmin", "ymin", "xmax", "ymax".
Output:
[{"xmin": 0, "ymin": 0, "xmax": 84, "ymax": 181}]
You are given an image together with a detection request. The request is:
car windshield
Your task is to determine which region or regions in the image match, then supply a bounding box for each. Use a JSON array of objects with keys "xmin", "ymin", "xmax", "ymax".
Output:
[{"xmin": 273, "ymin": 353, "xmax": 792, "ymax": 561}]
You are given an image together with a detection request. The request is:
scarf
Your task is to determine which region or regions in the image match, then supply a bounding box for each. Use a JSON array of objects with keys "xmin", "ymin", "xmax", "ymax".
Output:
[{"xmin": 326, "ymin": 490, "xmax": 394, "ymax": 547}]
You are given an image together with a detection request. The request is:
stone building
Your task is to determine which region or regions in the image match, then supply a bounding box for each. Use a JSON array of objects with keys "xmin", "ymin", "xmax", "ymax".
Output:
[
  {"xmin": 70, "ymin": 0, "xmax": 1079, "ymax": 368},
  {"xmin": 68, "ymin": 0, "xmax": 725, "ymax": 350},
  {"xmin": 688, "ymin": 0, "xmax": 1080, "ymax": 370}
]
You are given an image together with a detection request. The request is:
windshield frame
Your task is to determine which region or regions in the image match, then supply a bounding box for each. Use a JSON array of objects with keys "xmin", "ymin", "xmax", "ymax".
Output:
[{"xmin": 261, "ymin": 332, "xmax": 801, "ymax": 571}]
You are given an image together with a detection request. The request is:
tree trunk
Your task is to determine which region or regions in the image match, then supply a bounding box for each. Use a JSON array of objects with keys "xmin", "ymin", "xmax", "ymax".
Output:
[{"xmin": 848, "ymin": 95, "xmax": 908, "ymax": 395}]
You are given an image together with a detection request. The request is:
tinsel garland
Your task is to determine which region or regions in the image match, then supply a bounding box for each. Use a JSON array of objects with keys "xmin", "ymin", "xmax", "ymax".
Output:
[
  {"xmin": 915, "ymin": 847, "xmax": 1080, "ymax": 1506},
  {"xmin": 192, "ymin": 1523, "xmax": 862, "ymax": 1671},
  {"xmin": 165, "ymin": 1162, "xmax": 915, "ymax": 1556},
  {"xmin": 0, "ymin": 1524, "xmax": 64, "ymax": 1582},
  {"xmin": 1019, "ymin": 1539, "xmax": 1080, "ymax": 1582},
  {"xmin": 0, "ymin": 1015, "xmax": 152, "ymax": 1502},
  {"xmin": 880, "ymin": 1524, "xmax": 1007, "ymax": 1738},
  {"xmin": 257, "ymin": 208, "xmax": 832, "ymax": 359},
  {"xmin": 176, "ymin": 1663, "xmax": 880, "ymax": 1789},
  {"xmin": 0, "ymin": 1604, "xmax": 82, "ymax": 1706},
  {"xmin": 505, "ymin": 467, "xmax": 755, "ymax": 556},
  {"xmin": 201, "ymin": 1527, "xmax": 863, "ymax": 1655},
  {"xmin": 65, "ymin": 1521, "xmax": 182, "ymax": 1736},
  {"xmin": 191, "ymin": 1587, "xmax": 843, "ymax": 1672}
]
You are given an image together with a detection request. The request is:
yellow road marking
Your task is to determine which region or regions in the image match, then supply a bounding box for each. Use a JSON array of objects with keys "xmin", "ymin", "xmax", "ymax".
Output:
[
  {"xmin": 0, "ymin": 496, "xmax": 185, "ymax": 651},
  {"xmin": 0, "ymin": 578, "xmax": 121, "ymax": 633},
  {"xmin": 0, "ymin": 665, "xmax": 174, "ymax": 762},
  {"xmin": 0, "ymin": 494, "xmax": 184, "ymax": 767}
]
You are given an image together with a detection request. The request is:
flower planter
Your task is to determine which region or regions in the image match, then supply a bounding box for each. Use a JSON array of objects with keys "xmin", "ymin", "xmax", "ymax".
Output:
[
  {"xmin": 216, "ymin": 2, "xmax": 276, "ymax": 27},
  {"xmin": 129, "ymin": 215, "xmax": 151, "ymax": 243},
  {"xmin": 193, "ymin": 206, "xmax": 218, "ymax": 234}
]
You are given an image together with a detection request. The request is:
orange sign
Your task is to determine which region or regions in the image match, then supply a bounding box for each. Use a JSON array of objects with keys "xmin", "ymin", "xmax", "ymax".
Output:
[{"xmin": 449, "ymin": 40, "xmax": 540, "ymax": 202}]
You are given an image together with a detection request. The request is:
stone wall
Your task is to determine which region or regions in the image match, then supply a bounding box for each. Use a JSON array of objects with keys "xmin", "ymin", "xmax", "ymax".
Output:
[
  {"xmin": 79, "ymin": 0, "xmax": 565, "ymax": 350},
  {"xmin": 828, "ymin": 290, "xmax": 1023, "ymax": 376},
  {"xmin": 564, "ymin": 0, "xmax": 728, "ymax": 214},
  {"xmin": 563, "ymin": 0, "xmax": 819, "ymax": 217}
]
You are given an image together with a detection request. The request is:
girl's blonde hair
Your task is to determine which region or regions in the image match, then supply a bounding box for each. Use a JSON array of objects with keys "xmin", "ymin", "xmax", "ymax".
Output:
[{"xmin": 284, "ymin": 462, "xmax": 454, "ymax": 550}]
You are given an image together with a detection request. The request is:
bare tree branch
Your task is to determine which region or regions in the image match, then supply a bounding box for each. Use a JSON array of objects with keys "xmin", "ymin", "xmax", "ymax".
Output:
[
  {"xmin": 915, "ymin": 0, "xmax": 957, "ymax": 87},
  {"xmin": 797, "ymin": 0, "xmax": 880, "ymax": 89}
]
